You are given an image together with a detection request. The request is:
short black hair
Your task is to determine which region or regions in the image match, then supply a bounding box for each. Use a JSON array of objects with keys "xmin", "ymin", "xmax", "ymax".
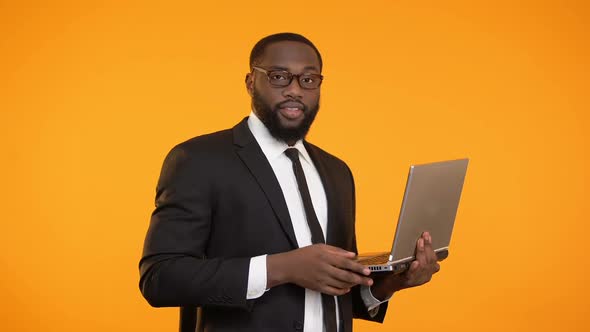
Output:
[{"xmin": 249, "ymin": 32, "xmax": 323, "ymax": 71}]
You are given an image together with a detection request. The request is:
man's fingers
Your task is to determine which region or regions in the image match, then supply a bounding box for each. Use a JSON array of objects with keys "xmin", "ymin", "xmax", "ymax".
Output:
[
  {"xmin": 324, "ymin": 275, "xmax": 357, "ymax": 290},
  {"xmin": 422, "ymin": 235, "xmax": 437, "ymax": 264},
  {"xmin": 433, "ymin": 263, "xmax": 441, "ymax": 273},
  {"xmin": 409, "ymin": 259, "xmax": 420, "ymax": 272},
  {"xmin": 321, "ymin": 285, "xmax": 351, "ymax": 296},
  {"xmin": 422, "ymin": 233, "xmax": 440, "ymax": 271},
  {"xmin": 308, "ymin": 244, "xmax": 371, "ymax": 277},
  {"xmin": 328, "ymin": 265, "xmax": 373, "ymax": 287},
  {"xmin": 415, "ymin": 238, "xmax": 428, "ymax": 263},
  {"xmin": 322, "ymin": 251, "xmax": 370, "ymax": 276},
  {"xmin": 340, "ymin": 258, "xmax": 371, "ymax": 276},
  {"xmin": 416, "ymin": 233, "xmax": 437, "ymax": 264},
  {"xmin": 323, "ymin": 244, "xmax": 356, "ymax": 258}
]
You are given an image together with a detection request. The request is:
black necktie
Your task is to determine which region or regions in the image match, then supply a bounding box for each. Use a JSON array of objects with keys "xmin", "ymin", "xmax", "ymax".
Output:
[{"xmin": 285, "ymin": 148, "xmax": 337, "ymax": 332}]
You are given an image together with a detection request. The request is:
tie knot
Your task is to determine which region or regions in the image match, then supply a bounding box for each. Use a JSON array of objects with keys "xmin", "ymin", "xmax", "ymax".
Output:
[{"xmin": 284, "ymin": 148, "xmax": 300, "ymax": 162}]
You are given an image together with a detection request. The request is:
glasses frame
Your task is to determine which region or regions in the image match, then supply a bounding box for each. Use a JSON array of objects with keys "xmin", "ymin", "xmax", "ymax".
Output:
[{"xmin": 252, "ymin": 66, "xmax": 323, "ymax": 90}]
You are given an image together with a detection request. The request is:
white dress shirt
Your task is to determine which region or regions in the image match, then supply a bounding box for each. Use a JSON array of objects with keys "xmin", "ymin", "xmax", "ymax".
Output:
[{"xmin": 244, "ymin": 112, "xmax": 389, "ymax": 331}]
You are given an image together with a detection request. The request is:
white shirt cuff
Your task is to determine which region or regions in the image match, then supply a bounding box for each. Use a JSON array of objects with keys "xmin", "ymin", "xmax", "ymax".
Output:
[
  {"xmin": 360, "ymin": 285, "xmax": 392, "ymax": 316},
  {"xmin": 246, "ymin": 254, "xmax": 268, "ymax": 300}
]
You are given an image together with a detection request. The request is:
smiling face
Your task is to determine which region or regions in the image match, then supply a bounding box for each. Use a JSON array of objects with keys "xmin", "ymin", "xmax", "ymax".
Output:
[{"xmin": 246, "ymin": 41, "xmax": 322, "ymax": 145}]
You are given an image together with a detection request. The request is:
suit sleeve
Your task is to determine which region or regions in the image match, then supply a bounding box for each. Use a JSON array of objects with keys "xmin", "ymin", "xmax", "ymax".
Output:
[
  {"xmin": 139, "ymin": 144, "xmax": 252, "ymax": 310},
  {"xmin": 346, "ymin": 164, "xmax": 389, "ymax": 322}
]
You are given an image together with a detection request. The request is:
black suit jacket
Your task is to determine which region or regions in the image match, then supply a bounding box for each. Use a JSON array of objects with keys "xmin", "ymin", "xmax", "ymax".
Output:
[{"xmin": 139, "ymin": 118, "xmax": 387, "ymax": 331}]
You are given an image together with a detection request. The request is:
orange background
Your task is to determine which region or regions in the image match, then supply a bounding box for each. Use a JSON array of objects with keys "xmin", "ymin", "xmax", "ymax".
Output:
[{"xmin": 1, "ymin": 0, "xmax": 588, "ymax": 331}]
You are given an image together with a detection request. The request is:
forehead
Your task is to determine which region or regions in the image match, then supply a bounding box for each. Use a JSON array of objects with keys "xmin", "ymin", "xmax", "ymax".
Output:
[{"xmin": 258, "ymin": 41, "xmax": 321, "ymax": 72}]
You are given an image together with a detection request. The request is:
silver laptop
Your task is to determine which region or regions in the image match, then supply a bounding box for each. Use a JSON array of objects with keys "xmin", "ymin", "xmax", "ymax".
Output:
[{"xmin": 357, "ymin": 158, "xmax": 469, "ymax": 273}]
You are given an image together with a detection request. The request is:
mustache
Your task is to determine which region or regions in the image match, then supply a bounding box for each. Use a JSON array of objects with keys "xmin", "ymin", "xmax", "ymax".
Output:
[{"xmin": 276, "ymin": 100, "xmax": 306, "ymax": 109}]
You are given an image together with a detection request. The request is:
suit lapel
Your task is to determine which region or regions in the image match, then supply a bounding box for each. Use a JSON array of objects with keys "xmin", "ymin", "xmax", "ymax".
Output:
[
  {"xmin": 304, "ymin": 142, "xmax": 344, "ymax": 247},
  {"xmin": 232, "ymin": 118, "xmax": 298, "ymax": 249}
]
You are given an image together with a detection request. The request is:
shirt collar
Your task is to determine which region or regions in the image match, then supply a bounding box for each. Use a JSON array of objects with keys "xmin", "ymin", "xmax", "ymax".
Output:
[{"xmin": 247, "ymin": 111, "xmax": 313, "ymax": 165}]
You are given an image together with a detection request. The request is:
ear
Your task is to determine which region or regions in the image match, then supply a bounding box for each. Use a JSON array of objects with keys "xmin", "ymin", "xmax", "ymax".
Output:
[{"xmin": 245, "ymin": 72, "xmax": 254, "ymax": 97}]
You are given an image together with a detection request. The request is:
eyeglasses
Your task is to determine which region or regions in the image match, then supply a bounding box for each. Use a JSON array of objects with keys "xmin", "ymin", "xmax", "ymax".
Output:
[{"xmin": 252, "ymin": 66, "xmax": 323, "ymax": 89}]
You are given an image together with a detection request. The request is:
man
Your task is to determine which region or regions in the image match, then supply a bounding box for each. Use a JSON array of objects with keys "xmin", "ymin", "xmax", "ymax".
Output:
[{"xmin": 139, "ymin": 33, "xmax": 440, "ymax": 332}]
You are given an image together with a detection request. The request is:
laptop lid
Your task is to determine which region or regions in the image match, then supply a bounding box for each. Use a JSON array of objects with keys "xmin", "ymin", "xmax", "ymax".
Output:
[{"xmin": 389, "ymin": 158, "xmax": 469, "ymax": 264}]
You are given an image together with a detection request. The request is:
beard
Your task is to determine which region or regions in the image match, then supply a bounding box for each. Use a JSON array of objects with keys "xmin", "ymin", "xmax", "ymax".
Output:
[{"xmin": 252, "ymin": 89, "xmax": 319, "ymax": 143}]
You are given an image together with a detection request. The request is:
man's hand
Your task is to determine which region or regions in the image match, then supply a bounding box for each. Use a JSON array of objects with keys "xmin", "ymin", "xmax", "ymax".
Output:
[
  {"xmin": 370, "ymin": 232, "xmax": 441, "ymax": 301},
  {"xmin": 267, "ymin": 244, "xmax": 374, "ymax": 296}
]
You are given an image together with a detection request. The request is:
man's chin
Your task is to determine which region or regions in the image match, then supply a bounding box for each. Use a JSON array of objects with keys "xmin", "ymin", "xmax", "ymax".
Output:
[
  {"xmin": 277, "ymin": 115, "xmax": 306, "ymax": 130},
  {"xmin": 261, "ymin": 105, "xmax": 318, "ymax": 143},
  {"xmin": 270, "ymin": 117, "xmax": 310, "ymax": 142}
]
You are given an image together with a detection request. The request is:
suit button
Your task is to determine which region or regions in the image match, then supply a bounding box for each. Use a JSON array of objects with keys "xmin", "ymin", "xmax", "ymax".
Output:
[{"xmin": 293, "ymin": 320, "xmax": 303, "ymax": 331}]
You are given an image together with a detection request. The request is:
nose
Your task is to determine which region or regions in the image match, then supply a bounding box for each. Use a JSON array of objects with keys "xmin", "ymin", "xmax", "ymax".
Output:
[{"xmin": 281, "ymin": 77, "xmax": 303, "ymax": 100}]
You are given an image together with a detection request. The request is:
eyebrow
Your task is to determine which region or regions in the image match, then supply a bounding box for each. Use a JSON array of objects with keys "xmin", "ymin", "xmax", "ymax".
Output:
[{"xmin": 267, "ymin": 65, "xmax": 320, "ymax": 72}]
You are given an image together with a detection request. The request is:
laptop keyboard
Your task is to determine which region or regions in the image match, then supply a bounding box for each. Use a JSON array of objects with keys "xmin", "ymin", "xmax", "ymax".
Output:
[{"xmin": 358, "ymin": 253, "xmax": 390, "ymax": 265}]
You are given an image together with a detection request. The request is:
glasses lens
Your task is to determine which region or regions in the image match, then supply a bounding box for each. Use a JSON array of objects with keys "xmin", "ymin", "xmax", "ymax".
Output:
[
  {"xmin": 268, "ymin": 71, "xmax": 292, "ymax": 87},
  {"xmin": 299, "ymin": 74, "xmax": 322, "ymax": 89}
]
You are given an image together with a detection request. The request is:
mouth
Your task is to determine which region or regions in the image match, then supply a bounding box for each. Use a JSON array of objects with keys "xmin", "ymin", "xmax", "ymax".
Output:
[
  {"xmin": 278, "ymin": 107, "xmax": 304, "ymax": 120},
  {"xmin": 277, "ymin": 102, "xmax": 305, "ymax": 120}
]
